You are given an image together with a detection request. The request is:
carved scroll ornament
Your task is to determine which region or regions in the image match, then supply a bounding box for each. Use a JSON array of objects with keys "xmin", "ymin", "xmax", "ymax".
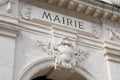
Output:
[{"xmin": 37, "ymin": 37, "xmax": 89, "ymax": 70}]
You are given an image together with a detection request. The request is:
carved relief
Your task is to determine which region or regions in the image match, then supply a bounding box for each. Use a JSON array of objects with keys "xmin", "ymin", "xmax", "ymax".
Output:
[
  {"xmin": 6, "ymin": 1, "xmax": 12, "ymax": 13},
  {"xmin": 92, "ymin": 24, "xmax": 101, "ymax": 39},
  {"xmin": 76, "ymin": 49, "xmax": 89, "ymax": 64},
  {"xmin": 20, "ymin": 6, "xmax": 31, "ymax": 20},
  {"xmin": 37, "ymin": 37, "xmax": 89, "ymax": 70},
  {"xmin": 0, "ymin": 0, "xmax": 12, "ymax": 13},
  {"xmin": 37, "ymin": 40, "xmax": 53, "ymax": 56},
  {"xmin": 108, "ymin": 29, "xmax": 120, "ymax": 40},
  {"xmin": 54, "ymin": 38, "xmax": 75, "ymax": 69}
]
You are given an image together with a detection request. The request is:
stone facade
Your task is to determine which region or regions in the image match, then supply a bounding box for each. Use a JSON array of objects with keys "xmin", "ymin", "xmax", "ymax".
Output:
[{"xmin": 0, "ymin": 0, "xmax": 120, "ymax": 80}]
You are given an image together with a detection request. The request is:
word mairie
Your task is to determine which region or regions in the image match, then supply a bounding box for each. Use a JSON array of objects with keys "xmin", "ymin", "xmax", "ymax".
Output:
[{"xmin": 41, "ymin": 11, "xmax": 84, "ymax": 29}]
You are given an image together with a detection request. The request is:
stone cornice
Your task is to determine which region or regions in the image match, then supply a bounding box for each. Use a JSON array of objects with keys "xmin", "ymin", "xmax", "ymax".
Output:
[
  {"xmin": 39, "ymin": 0, "xmax": 120, "ymax": 23},
  {"xmin": 103, "ymin": 40, "xmax": 120, "ymax": 62},
  {"xmin": 103, "ymin": 48, "xmax": 120, "ymax": 62}
]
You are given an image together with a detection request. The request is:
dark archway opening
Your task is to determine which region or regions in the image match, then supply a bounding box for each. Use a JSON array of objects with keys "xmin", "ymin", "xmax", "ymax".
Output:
[
  {"xmin": 32, "ymin": 76, "xmax": 53, "ymax": 80},
  {"xmin": 31, "ymin": 67, "xmax": 87, "ymax": 80}
]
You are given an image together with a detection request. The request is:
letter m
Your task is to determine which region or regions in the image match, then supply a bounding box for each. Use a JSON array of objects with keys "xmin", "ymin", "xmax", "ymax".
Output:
[{"xmin": 42, "ymin": 12, "xmax": 52, "ymax": 21}]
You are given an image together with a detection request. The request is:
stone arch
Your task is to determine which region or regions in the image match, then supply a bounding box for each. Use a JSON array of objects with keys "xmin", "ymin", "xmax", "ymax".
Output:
[{"xmin": 18, "ymin": 57, "xmax": 96, "ymax": 80}]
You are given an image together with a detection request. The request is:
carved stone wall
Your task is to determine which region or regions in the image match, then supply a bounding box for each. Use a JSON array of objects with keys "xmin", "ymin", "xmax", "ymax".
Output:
[{"xmin": 0, "ymin": 0, "xmax": 120, "ymax": 80}]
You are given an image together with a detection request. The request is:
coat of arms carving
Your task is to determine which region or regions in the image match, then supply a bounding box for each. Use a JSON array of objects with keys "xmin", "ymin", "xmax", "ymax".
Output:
[{"xmin": 37, "ymin": 37, "xmax": 89, "ymax": 70}]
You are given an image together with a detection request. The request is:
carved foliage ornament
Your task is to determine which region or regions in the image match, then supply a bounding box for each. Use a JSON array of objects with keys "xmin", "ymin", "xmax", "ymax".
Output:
[
  {"xmin": 20, "ymin": 6, "xmax": 31, "ymax": 20},
  {"xmin": 37, "ymin": 38, "xmax": 89, "ymax": 70}
]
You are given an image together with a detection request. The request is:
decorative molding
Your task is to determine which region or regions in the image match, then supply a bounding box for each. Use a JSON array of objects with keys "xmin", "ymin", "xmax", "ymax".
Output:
[
  {"xmin": 20, "ymin": 6, "xmax": 31, "ymax": 20},
  {"xmin": 103, "ymin": 48, "xmax": 120, "ymax": 62},
  {"xmin": 18, "ymin": 57, "xmax": 95, "ymax": 80},
  {"xmin": 0, "ymin": 28, "xmax": 17, "ymax": 38},
  {"xmin": 37, "ymin": 37, "xmax": 89, "ymax": 70},
  {"xmin": 39, "ymin": 0, "xmax": 120, "ymax": 23}
]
